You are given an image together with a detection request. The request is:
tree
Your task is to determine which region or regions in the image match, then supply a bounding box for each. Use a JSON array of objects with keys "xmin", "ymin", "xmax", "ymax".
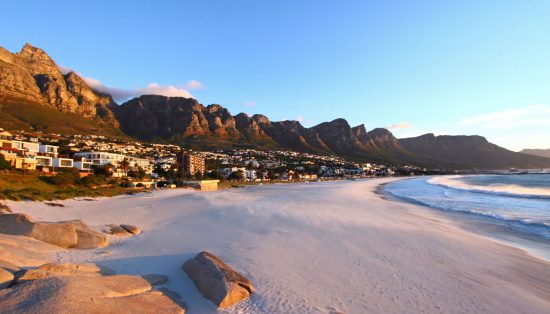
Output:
[
  {"xmin": 153, "ymin": 164, "xmax": 167, "ymax": 178},
  {"xmin": 267, "ymin": 170, "xmax": 277, "ymax": 180},
  {"xmin": 120, "ymin": 158, "xmax": 130, "ymax": 171},
  {"xmin": 165, "ymin": 166, "xmax": 178, "ymax": 182},
  {"xmin": 128, "ymin": 167, "xmax": 147, "ymax": 180},
  {"xmin": 0, "ymin": 154, "xmax": 11, "ymax": 170},
  {"xmin": 94, "ymin": 163, "xmax": 115, "ymax": 176},
  {"xmin": 228, "ymin": 170, "xmax": 245, "ymax": 181}
]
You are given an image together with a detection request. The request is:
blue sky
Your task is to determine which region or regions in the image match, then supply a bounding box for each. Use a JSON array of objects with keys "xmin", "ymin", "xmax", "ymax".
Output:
[{"xmin": 2, "ymin": 0, "xmax": 550, "ymax": 151}]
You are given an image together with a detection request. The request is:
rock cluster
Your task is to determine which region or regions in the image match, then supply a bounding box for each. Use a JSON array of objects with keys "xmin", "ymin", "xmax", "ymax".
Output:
[
  {"xmin": 0, "ymin": 263, "xmax": 186, "ymax": 314},
  {"xmin": 0, "ymin": 209, "xmax": 253, "ymax": 310},
  {"xmin": 183, "ymin": 251, "xmax": 254, "ymax": 308},
  {"xmin": 0, "ymin": 227, "xmax": 185, "ymax": 313},
  {"xmin": 0, "ymin": 213, "xmax": 107, "ymax": 249}
]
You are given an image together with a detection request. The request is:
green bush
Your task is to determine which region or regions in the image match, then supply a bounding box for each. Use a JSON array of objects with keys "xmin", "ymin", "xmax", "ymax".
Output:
[
  {"xmin": 46, "ymin": 168, "xmax": 81, "ymax": 187},
  {"xmin": 0, "ymin": 154, "xmax": 11, "ymax": 170},
  {"xmin": 80, "ymin": 174, "xmax": 106, "ymax": 187}
]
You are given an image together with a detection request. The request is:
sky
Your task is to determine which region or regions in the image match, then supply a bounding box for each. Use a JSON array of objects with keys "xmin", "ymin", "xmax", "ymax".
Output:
[{"xmin": 2, "ymin": 0, "xmax": 550, "ymax": 151}]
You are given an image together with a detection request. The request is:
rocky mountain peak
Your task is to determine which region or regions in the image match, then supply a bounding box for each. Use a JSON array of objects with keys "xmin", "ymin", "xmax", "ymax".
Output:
[
  {"xmin": 368, "ymin": 128, "xmax": 394, "ymax": 138},
  {"xmin": 235, "ymin": 112, "xmax": 250, "ymax": 119},
  {"xmin": 366, "ymin": 128, "xmax": 400, "ymax": 150},
  {"xmin": 0, "ymin": 43, "xmax": 120, "ymax": 126},
  {"xmin": 351, "ymin": 124, "xmax": 371, "ymax": 143},
  {"xmin": 252, "ymin": 114, "xmax": 271, "ymax": 125},
  {"xmin": 329, "ymin": 118, "xmax": 350, "ymax": 126},
  {"xmin": 17, "ymin": 43, "xmax": 56, "ymax": 66},
  {"xmin": 206, "ymin": 104, "xmax": 223, "ymax": 113}
]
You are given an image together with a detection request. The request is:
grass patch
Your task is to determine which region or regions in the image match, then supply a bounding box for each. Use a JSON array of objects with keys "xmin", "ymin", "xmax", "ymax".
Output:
[{"xmin": 0, "ymin": 170, "xmax": 135, "ymax": 201}]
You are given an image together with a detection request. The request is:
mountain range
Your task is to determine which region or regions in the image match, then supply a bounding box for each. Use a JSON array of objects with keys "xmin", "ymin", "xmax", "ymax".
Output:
[{"xmin": 2, "ymin": 43, "xmax": 550, "ymax": 170}]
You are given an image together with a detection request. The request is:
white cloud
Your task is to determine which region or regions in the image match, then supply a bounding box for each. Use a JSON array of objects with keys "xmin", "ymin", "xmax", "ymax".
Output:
[
  {"xmin": 385, "ymin": 122, "xmax": 412, "ymax": 130},
  {"xmin": 136, "ymin": 83, "xmax": 193, "ymax": 98},
  {"xmin": 460, "ymin": 105, "xmax": 550, "ymax": 128},
  {"xmin": 58, "ymin": 65, "xmax": 72, "ymax": 74},
  {"xmin": 82, "ymin": 77, "xmax": 194, "ymax": 101},
  {"xmin": 244, "ymin": 101, "xmax": 256, "ymax": 107},
  {"xmin": 295, "ymin": 116, "xmax": 316, "ymax": 127},
  {"xmin": 59, "ymin": 65, "xmax": 196, "ymax": 101},
  {"xmin": 186, "ymin": 80, "xmax": 204, "ymax": 90}
]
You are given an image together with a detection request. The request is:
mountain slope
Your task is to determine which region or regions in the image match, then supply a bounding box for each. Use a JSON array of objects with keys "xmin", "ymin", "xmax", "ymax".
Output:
[
  {"xmin": 400, "ymin": 134, "xmax": 550, "ymax": 169},
  {"xmin": 520, "ymin": 148, "xmax": 550, "ymax": 159},
  {"xmin": 0, "ymin": 102, "xmax": 127, "ymax": 137}
]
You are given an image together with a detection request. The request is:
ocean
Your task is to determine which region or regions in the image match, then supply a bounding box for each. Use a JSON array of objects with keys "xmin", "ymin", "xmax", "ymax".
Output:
[{"xmin": 383, "ymin": 174, "xmax": 550, "ymax": 240}]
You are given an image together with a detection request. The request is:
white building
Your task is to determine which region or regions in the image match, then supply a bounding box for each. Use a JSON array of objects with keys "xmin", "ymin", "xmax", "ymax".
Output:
[
  {"xmin": 74, "ymin": 151, "xmax": 126, "ymax": 167},
  {"xmin": 35, "ymin": 156, "xmax": 53, "ymax": 168},
  {"xmin": 39, "ymin": 144, "xmax": 59, "ymax": 158},
  {"xmin": 129, "ymin": 157, "xmax": 152, "ymax": 173},
  {"xmin": 12, "ymin": 141, "xmax": 39, "ymax": 156},
  {"xmin": 73, "ymin": 157, "xmax": 93, "ymax": 172},
  {"xmin": 53, "ymin": 157, "xmax": 73, "ymax": 168}
]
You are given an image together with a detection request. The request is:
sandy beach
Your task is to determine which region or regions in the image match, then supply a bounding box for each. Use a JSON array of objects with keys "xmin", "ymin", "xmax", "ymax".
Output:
[{"xmin": 7, "ymin": 178, "xmax": 550, "ymax": 314}]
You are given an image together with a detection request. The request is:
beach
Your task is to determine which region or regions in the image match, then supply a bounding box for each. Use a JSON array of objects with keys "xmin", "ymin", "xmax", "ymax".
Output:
[{"xmin": 7, "ymin": 178, "xmax": 550, "ymax": 314}]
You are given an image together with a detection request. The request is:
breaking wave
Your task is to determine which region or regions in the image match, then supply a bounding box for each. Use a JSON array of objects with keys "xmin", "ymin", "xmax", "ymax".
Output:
[
  {"xmin": 428, "ymin": 175, "xmax": 550, "ymax": 199},
  {"xmin": 383, "ymin": 176, "xmax": 550, "ymax": 239}
]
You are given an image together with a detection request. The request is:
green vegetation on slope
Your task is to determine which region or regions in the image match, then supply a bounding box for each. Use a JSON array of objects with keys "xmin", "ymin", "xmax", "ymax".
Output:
[
  {"xmin": 0, "ymin": 170, "xmax": 133, "ymax": 201},
  {"xmin": 0, "ymin": 102, "xmax": 128, "ymax": 138}
]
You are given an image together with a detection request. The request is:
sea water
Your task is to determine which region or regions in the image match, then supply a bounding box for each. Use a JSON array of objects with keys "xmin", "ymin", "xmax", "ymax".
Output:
[{"xmin": 384, "ymin": 174, "xmax": 550, "ymax": 240}]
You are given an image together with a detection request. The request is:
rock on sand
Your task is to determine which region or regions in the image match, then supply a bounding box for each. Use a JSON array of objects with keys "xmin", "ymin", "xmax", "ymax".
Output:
[{"xmin": 183, "ymin": 251, "xmax": 254, "ymax": 308}]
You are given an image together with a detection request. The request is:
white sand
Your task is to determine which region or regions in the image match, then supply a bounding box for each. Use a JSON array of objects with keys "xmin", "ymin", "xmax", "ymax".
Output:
[{"xmin": 8, "ymin": 179, "xmax": 550, "ymax": 314}]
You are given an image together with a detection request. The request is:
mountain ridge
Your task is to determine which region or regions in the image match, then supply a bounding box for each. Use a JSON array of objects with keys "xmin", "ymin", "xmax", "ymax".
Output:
[{"xmin": 2, "ymin": 43, "xmax": 550, "ymax": 170}]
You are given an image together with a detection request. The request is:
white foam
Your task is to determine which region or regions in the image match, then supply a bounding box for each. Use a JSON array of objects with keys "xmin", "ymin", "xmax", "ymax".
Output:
[{"xmin": 428, "ymin": 175, "xmax": 550, "ymax": 198}]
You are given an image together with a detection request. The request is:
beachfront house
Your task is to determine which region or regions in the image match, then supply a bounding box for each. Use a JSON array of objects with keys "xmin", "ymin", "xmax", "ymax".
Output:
[
  {"xmin": 73, "ymin": 156, "xmax": 93, "ymax": 172},
  {"xmin": 74, "ymin": 151, "xmax": 126, "ymax": 167},
  {"xmin": 53, "ymin": 157, "xmax": 74, "ymax": 169},
  {"xmin": 39, "ymin": 144, "xmax": 59, "ymax": 158},
  {"xmin": 12, "ymin": 141, "xmax": 40, "ymax": 156}
]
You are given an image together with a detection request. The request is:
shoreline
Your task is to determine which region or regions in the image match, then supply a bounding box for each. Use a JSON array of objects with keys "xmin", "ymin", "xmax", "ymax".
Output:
[
  {"xmin": 380, "ymin": 177, "xmax": 550, "ymax": 262},
  {"xmin": 5, "ymin": 178, "xmax": 550, "ymax": 313}
]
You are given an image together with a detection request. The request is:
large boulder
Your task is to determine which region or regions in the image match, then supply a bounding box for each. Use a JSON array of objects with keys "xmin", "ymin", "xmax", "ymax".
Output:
[
  {"xmin": 183, "ymin": 251, "xmax": 254, "ymax": 308},
  {"xmin": 0, "ymin": 214, "xmax": 108, "ymax": 249},
  {"xmin": 14, "ymin": 262, "xmax": 109, "ymax": 284},
  {"xmin": 0, "ymin": 204, "xmax": 11, "ymax": 215},
  {"xmin": 68, "ymin": 220, "xmax": 108, "ymax": 249},
  {"xmin": 0, "ymin": 272, "xmax": 186, "ymax": 313},
  {"xmin": 0, "ymin": 268, "xmax": 13, "ymax": 289},
  {"xmin": 0, "ymin": 213, "xmax": 77, "ymax": 248},
  {"xmin": 0, "ymin": 233, "xmax": 59, "ymax": 268}
]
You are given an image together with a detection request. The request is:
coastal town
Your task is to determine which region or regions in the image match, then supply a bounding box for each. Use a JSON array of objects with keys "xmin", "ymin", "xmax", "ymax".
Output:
[{"xmin": 0, "ymin": 128, "xmax": 437, "ymax": 193}]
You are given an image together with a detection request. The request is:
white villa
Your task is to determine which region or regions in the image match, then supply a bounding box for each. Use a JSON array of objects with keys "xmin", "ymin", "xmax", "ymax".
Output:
[
  {"xmin": 74, "ymin": 151, "xmax": 153, "ymax": 173},
  {"xmin": 74, "ymin": 151, "xmax": 126, "ymax": 167}
]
